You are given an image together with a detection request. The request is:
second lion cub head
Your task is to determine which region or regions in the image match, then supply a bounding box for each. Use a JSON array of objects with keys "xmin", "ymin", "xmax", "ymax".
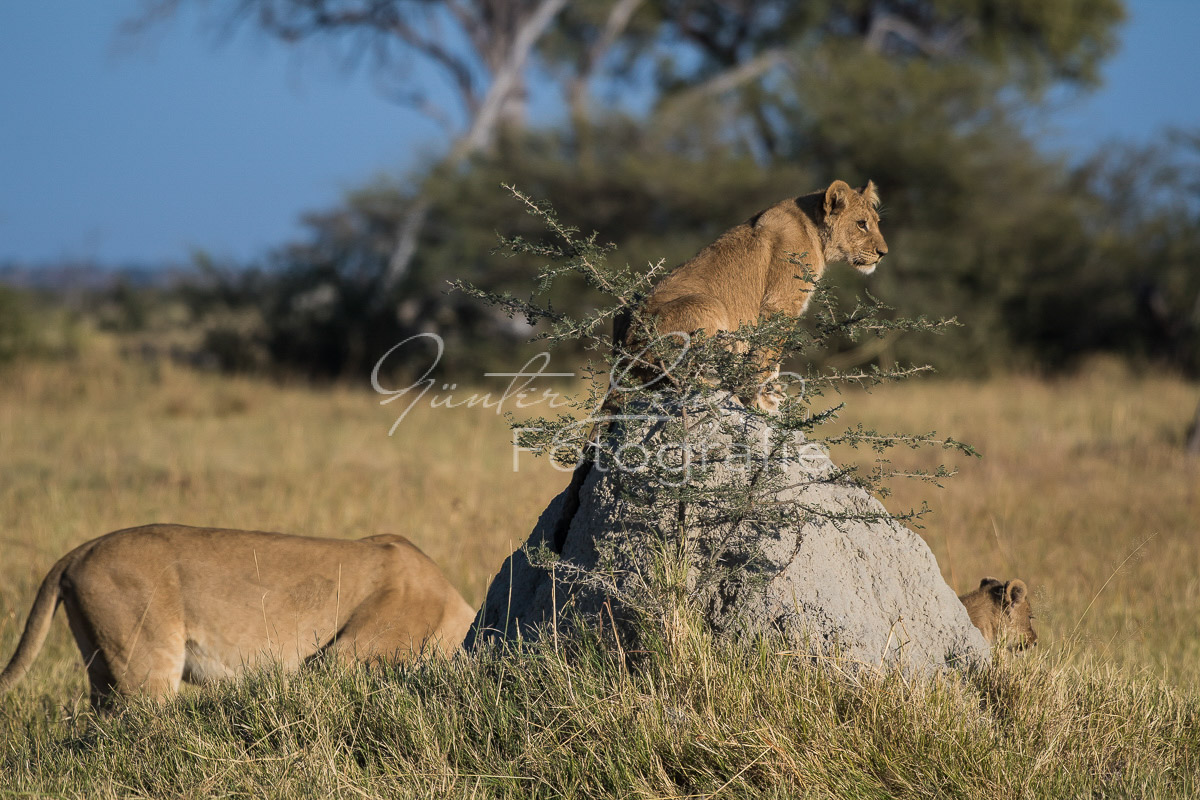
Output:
[{"xmin": 959, "ymin": 577, "xmax": 1038, "ymax": 651}]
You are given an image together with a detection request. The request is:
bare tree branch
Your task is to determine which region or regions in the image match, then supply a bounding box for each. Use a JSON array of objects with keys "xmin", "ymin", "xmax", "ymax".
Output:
[
  {"xmin": 444, "ymin": 0, "xmax": 486, "ymax": 60},
  {"xmin": 381, "ymin": 12, "xmax": 481, "ymax": 115},
  {"xmin": 382, "ymin": 88, "xmax": 457, "ymax": 132},
  {"xmin": 591, "ymin": 0, "xmax": 643, "ymax": 67},
  {"xmin": 568, "ymin": 0, "xmax": 645, "ymax": 124},
  {"xmin": 458, "ymin": 0, "xmax": 566, "ymax": 155},
  {"xmin": 380, "ymin": 0, "xmax": 568, "ymax": 295},
  {"xmin": 864, "ymin": 9, "xmax": 974, "ymax": 57},
  {"xmin": 654, "ymin": 46, "xmax": 793, "ymax": 121}
]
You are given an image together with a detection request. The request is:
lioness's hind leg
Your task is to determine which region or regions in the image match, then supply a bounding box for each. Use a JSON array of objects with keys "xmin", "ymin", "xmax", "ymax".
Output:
[
  {"xmin": 68, "ymin": 592, "xmax": 185, "ymax": 704},
  {"xmin": 62, "ymin": 596, "xmax": 118, "ymax": 710},
  {"xmin": 325, "ymin": 592, "xmax": 441, "ymax": 664}
]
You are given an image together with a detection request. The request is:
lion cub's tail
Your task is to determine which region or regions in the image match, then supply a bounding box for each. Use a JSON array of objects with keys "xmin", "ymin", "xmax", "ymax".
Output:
[{"xmin": 0, "ymin": 553, "xmax": 74, "ymax": 694}]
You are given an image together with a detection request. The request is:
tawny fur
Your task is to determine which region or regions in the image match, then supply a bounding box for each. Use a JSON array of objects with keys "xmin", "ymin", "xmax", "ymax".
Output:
[
  {"xmin": 0, "ymin": 525, "xmax": 476, "ymax": 709},
  {"xmin": 553, "ymin": 181, "xmax": 888, "ymax": 552},
  {"xmin": 958, "ymin": 577, "xmax": 1038, "ymax": 650},
  {"xmin": 627, "ymin": 179, "xmax": 887, "ymax": 410}
]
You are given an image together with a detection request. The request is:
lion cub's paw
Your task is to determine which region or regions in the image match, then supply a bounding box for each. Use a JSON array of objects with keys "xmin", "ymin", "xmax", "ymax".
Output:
[
  {"xmin": 750, "ymin": 364, "xmax": 786, "ymax": 414},
  {"xmin": 751, "ymin": 386, "xmax": 785, "ymax": 414}
]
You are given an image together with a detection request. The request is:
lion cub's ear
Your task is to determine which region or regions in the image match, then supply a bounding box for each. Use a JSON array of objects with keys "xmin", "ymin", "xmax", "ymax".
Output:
[
  {"xmin": 1005, "ymin": 580, "xmax": 1028, "ymax": 606},
  {"xmin": 858, "ymin": 180, "xmax": 880, "ymax": 208},
  {"xmin": 824, "ymin": 180, "xmax": 853, "ymax": 216}
]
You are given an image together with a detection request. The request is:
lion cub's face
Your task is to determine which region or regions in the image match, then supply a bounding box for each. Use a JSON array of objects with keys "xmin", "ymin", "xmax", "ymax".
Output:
[
  {"xmin": 823, "ymin": 180, "xmax": 887, "ymax": 274},
  {"xmin": 961, "ymin": 577, "xmax": 1038, "ymax": 650}
]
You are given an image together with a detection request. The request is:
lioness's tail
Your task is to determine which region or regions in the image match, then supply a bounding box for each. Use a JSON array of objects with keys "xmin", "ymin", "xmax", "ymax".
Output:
[{"xmin": 0, "ymin": 554, "xmax": 73, "ymax": 694}]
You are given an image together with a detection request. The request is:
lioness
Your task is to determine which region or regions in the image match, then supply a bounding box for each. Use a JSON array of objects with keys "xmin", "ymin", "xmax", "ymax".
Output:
[
  {"xmin": 626, "ymin": 179, "xmax": 887, "ymax": 410},
  {"xmin": 0, "ymin": 524, "xmax": 476, "ymax": 709},
  {"xmin": 958, "ymin": 577, "xmax": 1038, "ymax": 650}
]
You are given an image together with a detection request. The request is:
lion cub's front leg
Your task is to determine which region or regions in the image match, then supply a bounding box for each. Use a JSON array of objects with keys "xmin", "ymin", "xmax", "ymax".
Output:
[
  {"xmin": 749, "ymin": 293, "xmax": 815, "ymax": 414},
  {"xmin": 723, "ymin": 338, "xmax": 785, "ymax": 413}
]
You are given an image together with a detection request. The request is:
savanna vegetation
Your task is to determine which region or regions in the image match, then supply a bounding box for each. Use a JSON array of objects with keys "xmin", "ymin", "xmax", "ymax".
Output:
[
  {"xmin": 4, "ymin": 0, "xmax": 1200, "ymax": 796},
  {"xmin": 1, "ymin": 346, "xmax": 1197, "ymax": 796},
  {"xmin": 7, "ymin": 0, "xmax": 1195, "ymax": 381}
]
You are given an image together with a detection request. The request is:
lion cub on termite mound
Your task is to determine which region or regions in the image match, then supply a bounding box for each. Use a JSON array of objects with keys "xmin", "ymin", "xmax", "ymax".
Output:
[
  {"xmin": 0, "ymin": 524, "xmax": 476, "ymax": 709},
  {"xmin": 643, "ymin": 179, "xmax": 887, "ymax": 329},
  {"xmin": 623, "ymin": 179, "xmax": 887, "ymax": 409},
  {"xmin": 959, "ymin": 577, "xmax": 1038, "ymax": 650},
  {"xmin": 551, "ymin": 182, "xmax": 887, "ymax": 553}
]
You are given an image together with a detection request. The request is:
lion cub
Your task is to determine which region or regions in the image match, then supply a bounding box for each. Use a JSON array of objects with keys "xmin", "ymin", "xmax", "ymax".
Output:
[
  {"xmin": 552, "ymin": 182, "xmax": 887, "ymax": 552},
  {"xmin": 626, "ymin": 179, "xmax": 887, "ymax": 410},
  {"xmin": 0, "ymin": 525, "xmax": 477, "ymax": 709},
  {"xmin": 958, "ymin": 577, "xmax": 1038, "ymax": 650}
]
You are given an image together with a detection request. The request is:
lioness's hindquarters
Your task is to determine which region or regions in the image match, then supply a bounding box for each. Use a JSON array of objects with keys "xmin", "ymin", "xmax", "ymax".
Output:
[{"xmin": 0, "ymin": 525, "xmax": 477, "ymax": 708}]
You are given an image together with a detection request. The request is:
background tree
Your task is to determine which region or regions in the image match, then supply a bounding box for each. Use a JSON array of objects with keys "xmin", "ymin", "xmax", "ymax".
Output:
[
  {"xmin": 131, "ymin": 0, "xmax": 570, "ymax": 294},
  {"xmin": 134, "ymin": 1, "xmax": 1200, "ymax": 383}
]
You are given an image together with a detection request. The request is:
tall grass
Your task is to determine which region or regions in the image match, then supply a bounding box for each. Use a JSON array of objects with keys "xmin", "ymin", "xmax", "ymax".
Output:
[
  {"xmin": 2, "ymin": 633, "xmax": 1198, "ymax": 797},
  {"xmin": 829, "ymin": 358, "xmax": 1200, "ymax": 685},
  {"xmin": 1, "ymin": 349, "xmax": 1198, "ymax": 796}
]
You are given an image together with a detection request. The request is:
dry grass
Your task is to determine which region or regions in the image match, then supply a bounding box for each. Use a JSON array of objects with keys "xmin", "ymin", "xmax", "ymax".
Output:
[
  {"xmin": 2, "ymin": 350, "xmax": 1198, "ymax": 686},
  {"xmin": 1, "ymin": 348, "xmax": 1198, "ymax": 797},
  {"xmin": 830, "ymin": 357, "xmax": 1200, "ymax": 684}
]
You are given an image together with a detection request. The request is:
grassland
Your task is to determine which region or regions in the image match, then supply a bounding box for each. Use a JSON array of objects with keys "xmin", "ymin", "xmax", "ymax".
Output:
[{"xmin": 1, "ymin": 347, "xmax": 1198, "ymax": 797}]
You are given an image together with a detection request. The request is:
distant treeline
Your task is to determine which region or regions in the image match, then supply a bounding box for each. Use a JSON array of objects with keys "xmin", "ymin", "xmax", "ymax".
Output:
[
  {"xmin": 7, "ymin": 126, "xmax": 1198, "ymax": 380},
  {"xmin": 6, "ymin": 1, "xmax": 1199, "ymax": 379}
]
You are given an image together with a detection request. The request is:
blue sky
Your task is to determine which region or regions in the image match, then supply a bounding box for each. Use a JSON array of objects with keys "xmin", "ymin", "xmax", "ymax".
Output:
[{"xmin": 1, "ymin": 1, "xmax": 1198, "ymax": 267}]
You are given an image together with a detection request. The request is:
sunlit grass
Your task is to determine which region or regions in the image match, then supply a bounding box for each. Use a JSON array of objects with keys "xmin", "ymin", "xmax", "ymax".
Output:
[
  {"xmin": 2, "ymin": 633, "xmax": 1197, "ymax": 798},
  {"xmin": 1, "ymin": 348, "xmax": 1197, "ymax": 796},
  {"xmin": 828, "ymin": 358, "xmax": 1200, "ymax": 685}
]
